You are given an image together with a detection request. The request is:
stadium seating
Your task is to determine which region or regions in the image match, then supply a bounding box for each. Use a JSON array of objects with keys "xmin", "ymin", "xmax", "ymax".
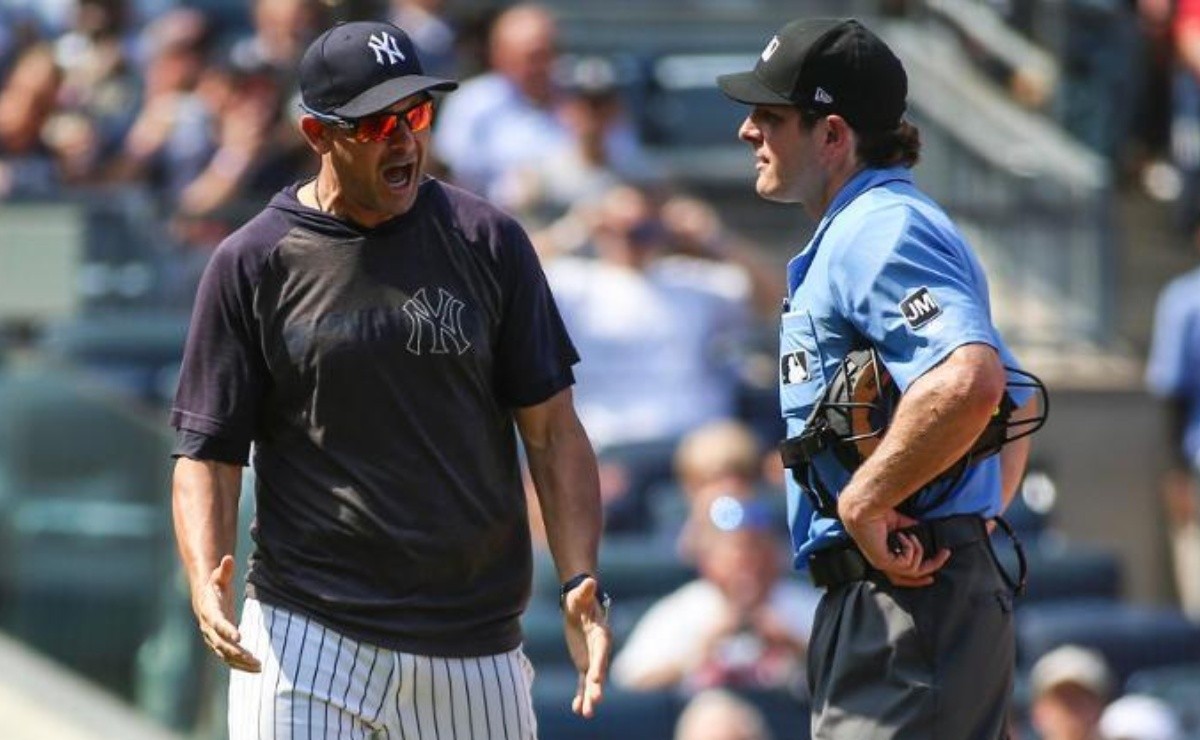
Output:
[
  {"xmin": 37, "ymin": 311, "xmax": 190, "ymax": 406},
  {"xmin": 736, "ymin": 687, "xmax": 812, "ymax": 740},
  {"xmin": 531, "ymin": 664, "xmax": 813, "ymax": 739},
  {"xmin": 596, "ymin": 438, "xmax": 680, "ymax": 534},
  {"xmin": 596, "ymin": 537, "xmax": 698, "ymax": 604},
  {"xmin": 998, "ymin": 541, "xmax": 1123, "ymax": 604},
  {"xmin": 533, "ymin": 668, "xmax": 681, "ymax": 740},
  {"xmin": 0, "ymin": 367, "xmax": 174, "ymax": 697},
  {"xmin": 1125, "ymin": 663, "xmax": 1200, "ymax": 738},
  {"xmin": 1016, "ymin": 600, "xmax": 1200, "ymax": 686},
  {"xmin": 532, "ymin": 536, "xmax": 697, "ymax": 605}
]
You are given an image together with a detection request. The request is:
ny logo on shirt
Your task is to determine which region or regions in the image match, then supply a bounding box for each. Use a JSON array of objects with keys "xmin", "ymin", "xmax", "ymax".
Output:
[
  {"xmin": 403, "ymin": 287, "xmax": 471, "ymax": 355},
  {"xmin": 368, "ymin": 32, "xmax": 406, "ymax": 66}
]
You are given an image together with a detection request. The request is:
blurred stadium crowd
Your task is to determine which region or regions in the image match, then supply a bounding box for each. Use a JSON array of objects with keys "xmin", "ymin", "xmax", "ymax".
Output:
[{"xmin": 2, "ymin": 0, "xmax": 1200, "ymax": 739}]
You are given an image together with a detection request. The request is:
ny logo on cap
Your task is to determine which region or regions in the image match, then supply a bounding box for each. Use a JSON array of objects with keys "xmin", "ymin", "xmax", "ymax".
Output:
[
  {"xmin": 368, "ymin": 32, "xmax": 406, "ymax": 66},
  {"xmin": 814, "ymin": 87, "xmax": 833, "ymax": 104},
  {"xmin": 761, "ymin": 37, "xmax": 780, "ymax": 62}
]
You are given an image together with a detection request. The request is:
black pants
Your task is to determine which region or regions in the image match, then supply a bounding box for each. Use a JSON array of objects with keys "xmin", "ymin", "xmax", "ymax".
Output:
[{"xmin": 807, "ymin": 535, "xmax": 1015, "ymax": 739}]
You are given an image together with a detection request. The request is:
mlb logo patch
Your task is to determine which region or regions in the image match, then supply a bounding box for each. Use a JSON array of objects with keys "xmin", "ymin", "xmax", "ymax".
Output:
[
  {"xmin": 899, "ymin": 287, "xmax": 942, "ymax": 329},
  {"xmin": 781, "ymin": 350, "xmax": 809, "ymax": 385}
]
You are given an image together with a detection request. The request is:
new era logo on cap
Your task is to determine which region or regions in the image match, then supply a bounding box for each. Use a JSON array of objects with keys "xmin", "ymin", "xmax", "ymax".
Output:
[
  {"xmin": 367, "ymin": 32, "xmax": 406, "ymax": 66},
  {"xmin": 814, "ymin": 87, "xmax": 833, "ymax": 104},
  {"xmin": 761, "ymin": 37, "xmax": 781, "ymax": 62}
]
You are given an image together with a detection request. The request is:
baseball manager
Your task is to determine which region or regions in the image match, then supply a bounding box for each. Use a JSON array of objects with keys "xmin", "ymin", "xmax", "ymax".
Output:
[{"xmin": 170, "ymin": 21, "xmax": 610, "ymax": 739}]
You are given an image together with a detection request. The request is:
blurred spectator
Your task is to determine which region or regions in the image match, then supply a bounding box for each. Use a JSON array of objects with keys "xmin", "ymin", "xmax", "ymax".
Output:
[
  {"xmin": 227, "ymin": 0, "xmax": 325, "ymax": 77},
  {"xmin": 1053, "ymin": 0, "xmax": 1142, "ymax": 163},
  {"xmin": 0, "ymin": 42, "xmax": 63, "ymax": 198},
  {"xmin": 501, "ymin": 54, "xmax": 660, "ymax": 225},
  {"xmin": 1029, "ymin": 644, "xmax": 1115, "ymax": 740},
  {"xmin": 433, "ymin": 3, "xmax": 644, "ymax": 207},
  {"xmin": 927, "ymin": 1, "xmax": 1056, "ymax": 112},
  {"xmin": 0, "ymin": 6, "xmax": 41, "ymax": 77},
  {"xmin": 107, "ymin": 8, "xmax": 215, "ymax": 206},
  {"xmin": 545, "ymin": 184, "xmax": 752, "ymax": 450},
  {"xmin": 611, "ymin": 496, "xmax": 819, "ymax": 694},
  {"xmin": 48, "ymin": 0, "xmax": 140, "ymax": 183},
  {"xmin": 1099, "ymin": 694, "xmax": 1183, "ymax": 740},
  {"xmin": 0, "ymin": 19, "xmax": 11, "ymax": 79},
  {"xmin": 1173, "ymin": 0, "xmax": 1200, "ymax": 228},
  {"xmin": 389, "ymin": 0, "xmax": 458, "ymax": 80},
  {"xmin": 1145, "ymin": 237, "xmax": 1200, "ymax": 620},
  {"xmin": 173, "ymin": 58, "xmax": 312, "ymax": 240},
  {"xmin": 1128, "ymin": 0, "xmax": 1174, "ymax": 191},
  {"xmin": 433, "ymin": 2, "xmax": 556, "ymax": 198},
  {"xmin": 931, "ymin": 0, "xmax": 1172, "ymax": 184},
  {"xmin": 6, "ymin": 0, "xmax": 75, "ymax": 37},
  {"xmin": 674, "ymin": 688, "xmax": 773, "ymax": 740},
  {"xmin": 658, "ymin": 192, "xmax": 785, "ymax": 319},
  {"xmin": 536, "ymin": 185, "xmax": 784, "ymax": 314},
  {"xmin": 672, "ymin": 419, "xmax": 771, "ymax": 561}
]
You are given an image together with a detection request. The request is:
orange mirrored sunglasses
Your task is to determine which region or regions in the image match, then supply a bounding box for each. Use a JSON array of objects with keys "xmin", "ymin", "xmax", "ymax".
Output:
[
  {"xmin": 349, "ymin": 99, "xmax": 435, "ymax": 142},
  {"xmin": 306, "ymin": 98, "xmax": 436, "ymax": 143}
]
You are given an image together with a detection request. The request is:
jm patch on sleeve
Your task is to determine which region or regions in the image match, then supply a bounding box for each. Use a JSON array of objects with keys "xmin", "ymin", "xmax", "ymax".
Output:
[{"xmin": 899, "ymin": 286, "xmax": 942, "ymax": 329}]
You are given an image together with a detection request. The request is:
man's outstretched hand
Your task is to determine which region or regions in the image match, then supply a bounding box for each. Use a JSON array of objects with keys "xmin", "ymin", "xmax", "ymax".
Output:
[
  {"xmin": 561, "ymin": 576, "xmax": 612, "ymax": 717},
  {"xmin": 193, "ymin": 555, "xmax": 260, "ymax": 672}
]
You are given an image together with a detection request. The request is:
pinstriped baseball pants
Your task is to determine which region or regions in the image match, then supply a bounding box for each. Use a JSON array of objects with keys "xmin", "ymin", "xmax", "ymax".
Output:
[{"xmin": 229, "ymin": 598, "xmax": 539, "ymax": 739}]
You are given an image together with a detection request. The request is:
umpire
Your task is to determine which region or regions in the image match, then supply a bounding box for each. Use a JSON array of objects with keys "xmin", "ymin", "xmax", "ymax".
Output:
[{"xmin": 719, "ymin": 18, "xmax": 1038, "ymax": 739}]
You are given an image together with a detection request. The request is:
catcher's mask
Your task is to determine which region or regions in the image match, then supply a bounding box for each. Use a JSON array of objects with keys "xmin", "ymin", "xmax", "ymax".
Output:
[{"xmin": 779, "ymin": 346, "xmax": 1048, "ymax": 518}]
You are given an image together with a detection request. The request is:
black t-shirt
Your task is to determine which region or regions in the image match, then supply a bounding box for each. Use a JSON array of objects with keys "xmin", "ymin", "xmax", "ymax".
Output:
[{"xmin": 170, "ymin": 178, "xmax": 579, "ymax": 656}]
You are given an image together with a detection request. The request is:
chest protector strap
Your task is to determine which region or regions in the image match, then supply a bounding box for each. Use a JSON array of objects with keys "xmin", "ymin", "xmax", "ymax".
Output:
[{"xmin": 779, "ymin": 346, "xmax": 1047, "ymax": 520}]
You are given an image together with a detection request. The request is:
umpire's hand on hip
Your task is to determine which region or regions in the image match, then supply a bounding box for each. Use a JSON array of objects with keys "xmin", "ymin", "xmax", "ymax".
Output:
[
  {"xmin": 839, "ymin": 497, "xmax": 951, "ymax": 588},
  {"xmin": 194, "ymin": 555, "xmax": 261, "ymax": 672},
  {"xmin": 561, "ymin": 576, "xmax": 612, "ymax": 717}
]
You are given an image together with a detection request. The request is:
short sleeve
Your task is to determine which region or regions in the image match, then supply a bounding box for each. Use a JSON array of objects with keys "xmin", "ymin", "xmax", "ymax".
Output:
[
  {"xmin": 829, "ymin": 206, "xmax": 1000, "ymax": 390},
  {"xmin": 493, "ymin": 220, "xmax": 580, "ymax": 407},
  {"xmin": 172, "ymin": 428, "xmax": 250, "ymax": 466},
  {"xmin": 169, "ymin": 237, "xmax": 271, "ymax": 459}
]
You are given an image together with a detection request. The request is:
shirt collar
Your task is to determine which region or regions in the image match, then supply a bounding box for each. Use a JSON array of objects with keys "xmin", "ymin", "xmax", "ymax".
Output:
[
  {"xmin": 821, "ymin": 165, "xmax": 913, "ymax": 228},
  {"xmin": 786, "ymin": 166, "xmax": 913, "ymax": 295}
]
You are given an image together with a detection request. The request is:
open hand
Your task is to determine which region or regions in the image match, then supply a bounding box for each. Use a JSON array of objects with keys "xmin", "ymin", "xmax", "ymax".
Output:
[
  {"xmin": 193, "ymin": 555, "xmax": 260, "ymax": 672},
  {"xmin": 561, "ymin": 576, "xmax": 612, "ymax": 717}
]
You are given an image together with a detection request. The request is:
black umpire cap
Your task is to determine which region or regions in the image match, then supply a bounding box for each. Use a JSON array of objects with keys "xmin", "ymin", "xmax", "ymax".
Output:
[
  {"xmin": 299, "ymin": 21, "xmax": 458, "ymax": 119},
  {"xmin": 717, "ymin": 18, "xmax": 907, "ymax": 132}
]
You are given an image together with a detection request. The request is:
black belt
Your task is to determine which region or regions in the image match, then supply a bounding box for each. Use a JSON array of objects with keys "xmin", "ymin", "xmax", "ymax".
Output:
[{"xmin": 807, "ymin": 514, "xmax": 989, "ymax": 589}]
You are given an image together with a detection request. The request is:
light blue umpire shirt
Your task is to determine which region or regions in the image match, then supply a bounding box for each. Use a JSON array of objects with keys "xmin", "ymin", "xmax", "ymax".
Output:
[
  {"xmin": 781, "ymin": 166, "xmax": 1026, "ymax": 569},
  {"xmin": 1145, "ymin": 264, "xmax": 1200, "ymax": 472}
]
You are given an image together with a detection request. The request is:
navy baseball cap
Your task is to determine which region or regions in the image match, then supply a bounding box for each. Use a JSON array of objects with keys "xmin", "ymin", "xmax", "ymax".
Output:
[
  {"xmin": 299, "ymin": 21, "xmax": 458, "ymax": 119},
  {"xmin": 717, "ymin": 18, "xmax": 907, "ymax": 132}
]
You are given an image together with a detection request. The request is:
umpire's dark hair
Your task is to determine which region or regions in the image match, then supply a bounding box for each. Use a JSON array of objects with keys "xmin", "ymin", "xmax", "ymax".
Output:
[{"xmin": 799, "ymin": 109, "xmax": 921, "ymax": 168}]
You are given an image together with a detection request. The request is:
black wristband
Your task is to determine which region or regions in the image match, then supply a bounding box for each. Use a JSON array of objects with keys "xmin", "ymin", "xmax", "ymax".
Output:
[
  {"xmin": 559, "ymin": 573, "xmax": 612, "ymax": 621},
  {"xmin": 559, "ymin": 572, "xmax": 594, "ymax": 610}
]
